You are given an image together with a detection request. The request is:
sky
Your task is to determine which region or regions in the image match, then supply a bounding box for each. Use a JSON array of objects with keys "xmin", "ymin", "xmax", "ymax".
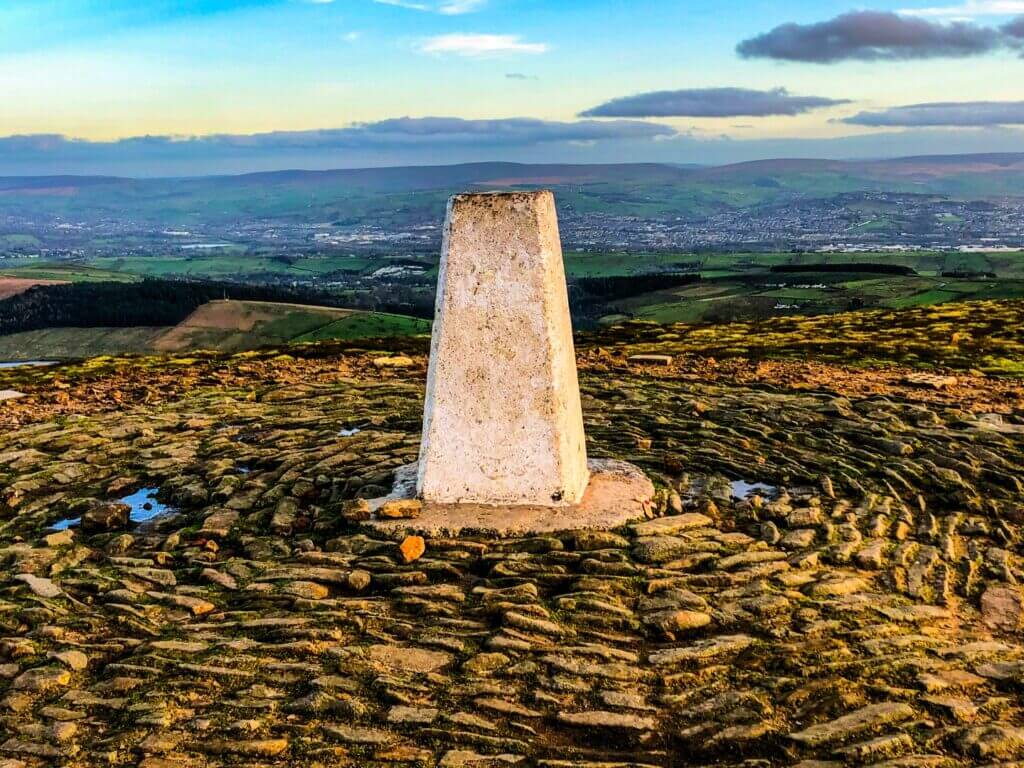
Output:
[{"xmin": 1, "ymin": 0, "xmax": 1024, "ymax": 175}]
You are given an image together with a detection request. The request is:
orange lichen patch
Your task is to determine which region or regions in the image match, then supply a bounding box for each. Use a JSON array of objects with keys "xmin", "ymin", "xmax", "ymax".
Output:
[
  {"xmin": 379, "ymin": 500, "xmax": 423, "ymax": 520},
  {"xmin": 399, "ymin": 536, "xmax": 426, "ymax": 564}
]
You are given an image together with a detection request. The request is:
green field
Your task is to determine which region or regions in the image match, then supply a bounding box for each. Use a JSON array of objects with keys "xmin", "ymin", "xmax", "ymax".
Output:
[
  {"xmin": 296, "ymin": 313, "xmax": 430, "ymax": 342},
  {"xmin": 87, "ymin": 254, "xmax": 376, "ymax": 279},
  {"xmin": 609, "ymin": 270, "xmax": 1024, "ymax": 325},
  {"xmin": 76, "ymin": 248, "xmax": 1024, "ymax": 282},
  {"xmin": 0, "ymin": 327, "xmax": 169, "ymax": 360},
  {"xmin": 0, "ymin": 262, "xmax": 141, "ymax": 283}
]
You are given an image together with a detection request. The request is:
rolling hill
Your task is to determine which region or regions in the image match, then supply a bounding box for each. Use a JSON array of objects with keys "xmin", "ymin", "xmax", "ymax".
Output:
[
  {"xmin": 2, "ymin": 153, "xmax": 1024, "ymax": 228},
  {"xmin": 0, "ymin": 299, "xmax": 430, "ymax": 360}
]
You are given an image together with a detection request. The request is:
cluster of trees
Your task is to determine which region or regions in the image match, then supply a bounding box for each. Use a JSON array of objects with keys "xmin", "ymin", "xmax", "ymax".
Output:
[
  {"xmin": 573, "ymin": 272, "xmax": 701, "ymax": 300},
  {"xmin": 569, "ymin": 272, "xmax": 701, "ymax": 327},
  {"xmin": 0, "ymin": 279, "xmax": 347, "ymax": 335}
]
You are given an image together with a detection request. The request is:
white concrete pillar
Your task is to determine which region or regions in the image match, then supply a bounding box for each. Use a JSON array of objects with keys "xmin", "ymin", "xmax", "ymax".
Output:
[{"xmin": 416, "ymin": 191, "xmax": 590, "ymax": 506}]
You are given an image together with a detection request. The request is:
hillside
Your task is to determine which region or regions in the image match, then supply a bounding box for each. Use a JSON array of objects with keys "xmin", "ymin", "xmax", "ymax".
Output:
[
  {"xmin": 154, "ymin": 300, "xmax": 358, "ymax": 353},
  {"xmin": 0, "ymin": 276, "xmax": 68, "ymax": 300},
  {"xmin": 1, "ymin": 300, "xmax": 1023, "ymax": 766},
  {"xmin": 3, "ymin": 153, "xmax": 1024, "ymax": 229},
  {"xmin": 0, "ymin": 299, "xmax": 430, "ymax": 360}
]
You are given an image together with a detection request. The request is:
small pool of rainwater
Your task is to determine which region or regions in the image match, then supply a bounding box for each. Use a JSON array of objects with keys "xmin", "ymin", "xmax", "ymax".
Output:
[
  {"xmin": 49, "ymin": 487, "xmax": 174, "ymax": 530},
  {"xmin": 0, "ymin": 360, "xmax": 57, "ymax": 369},
  {"xmin": 730, "ymin": 480, "xmax": 778, "ymax": 500}
]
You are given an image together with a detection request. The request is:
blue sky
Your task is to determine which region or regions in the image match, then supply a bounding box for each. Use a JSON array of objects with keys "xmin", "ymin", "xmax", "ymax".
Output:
[{"xmin": 1, "ymin": 0, "xmax": 1023, "ymax": 174}]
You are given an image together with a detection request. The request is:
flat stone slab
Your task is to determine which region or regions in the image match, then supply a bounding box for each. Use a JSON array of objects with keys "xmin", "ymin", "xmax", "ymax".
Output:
[
  {"xmin": 367, "ymin": 458, "xmax": 654, "ymax": 537},
  {"xmin": 628, "ymin": 354, "xmax": 674, "ymax": 366}
]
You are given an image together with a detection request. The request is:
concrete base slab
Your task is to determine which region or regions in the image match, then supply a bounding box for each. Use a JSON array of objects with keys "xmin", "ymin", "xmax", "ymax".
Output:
[{"xmin": 366, "ymin": 458, "xmax": 654, "ymax": 537}]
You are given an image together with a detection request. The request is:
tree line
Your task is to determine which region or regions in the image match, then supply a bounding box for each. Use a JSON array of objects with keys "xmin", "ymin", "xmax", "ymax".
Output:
[{"xmin": 0, "ymin": 279, "xmax": 415, "ymax": 335}]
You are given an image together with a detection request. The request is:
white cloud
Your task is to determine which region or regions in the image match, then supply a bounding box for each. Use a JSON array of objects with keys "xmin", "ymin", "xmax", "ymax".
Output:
[
  {"xmin": 439, "ymin": 0, "xmax": 487, "ymax": 14},
  {"xmin": 419, "ymin": 33, "xmax": 548, "ymax": 56},
  {"xmin": 900, "ymin": 0, "xmax": 1024, "ymax": 17},
  {"xmin": 373, "ymin": 0, "xmax": 486, "ymax": 13},
  {"xmin": 374, "ymin": 0, "xmax": 431, "ymax": 10}
]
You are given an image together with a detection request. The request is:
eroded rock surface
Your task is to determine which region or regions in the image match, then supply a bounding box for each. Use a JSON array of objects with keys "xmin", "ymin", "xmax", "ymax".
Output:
[{"xmin": 1, "ymin": 310, "xmax": 1024, "ymax": 766}]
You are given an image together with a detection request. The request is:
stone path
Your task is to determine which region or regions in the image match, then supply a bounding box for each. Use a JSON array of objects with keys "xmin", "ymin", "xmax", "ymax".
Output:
[{"xmin": 1, "ymin": 350, "xmax": 1024, "ymax": 766}]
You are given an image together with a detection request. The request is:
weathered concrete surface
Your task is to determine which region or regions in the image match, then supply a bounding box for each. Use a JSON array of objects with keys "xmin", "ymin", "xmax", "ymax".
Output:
[
  {"xmin": 417, "ymin": 191, "xmax": 590, "ymax": 506},
  {"xmin": 371, "ymin": 458, "xmax": 654, "ymax": 536}
]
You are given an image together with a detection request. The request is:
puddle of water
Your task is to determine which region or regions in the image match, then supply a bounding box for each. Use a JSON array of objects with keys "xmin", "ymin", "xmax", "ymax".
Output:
[
  {"xmin": 730, "ymin": 480, "xmax": 778, "ymax": 500},
  {"xmin": 121, "ymin": 488, "xmax": 172, "ymax": 522},
  {"xmin": 339, "ymin": 427, "xmax": 362, "ymax": 437},
  {"xmin": 49, "ymin": 488, "xmax": 174, "ymax": 530},
  {"xmin": 236, "ymin": 465, "xmax": 252, "ymax": 475},
  {"xmin": 0, "ymin": 360, "xmax": 57, "ymax": 369}
]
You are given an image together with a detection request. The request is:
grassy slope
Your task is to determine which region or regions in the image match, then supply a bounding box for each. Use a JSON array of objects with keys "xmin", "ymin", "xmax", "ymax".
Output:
[
  {"xmin": 590, "ymin": 250, "xmax": 1024, "ymax": 324},
  {"xmin": 0, "ymin": 300, "xmax": 430, "ymax": 359},
  {"xmin": 295, "ymin": 312, "xmax": 430, "ymax": 342},
  {"xmin": 88, "ymin": 254, "xmax": 374, "ymax": 279},
  {"xmin": 0, "ymin": 327, "xmax": 170, "ymax": 360},
  {"xmin": 599, "ymin": 298, "xmax": 1024, "ymax": 376},
  {"xmin": 154, "ymin": 300, "xmax": 357, "ymax": 353},
  {"xmin": 0, "ymin": 263, "xmax": 141, "ymax": 283}
]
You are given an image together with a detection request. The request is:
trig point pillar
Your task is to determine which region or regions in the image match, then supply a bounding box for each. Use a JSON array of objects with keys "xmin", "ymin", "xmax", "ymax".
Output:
[
  {"xmin": 366, "ymin": 189, "xmax": 654, "ymax": 536},
  {"xmin": 417, "ymin": 191, "xmax": 590, "ymax": 506}
]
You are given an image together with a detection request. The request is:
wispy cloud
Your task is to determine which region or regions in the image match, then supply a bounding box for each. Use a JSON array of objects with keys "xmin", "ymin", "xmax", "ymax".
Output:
[
  {"xmin": 419, "ymin": 33, "xmax": 547, "ymax": 56},
  {"xmin": 844, "ymin": 100, "xmax": 1024, "ymax": 125},
  {"xmin": 373, "ymin": 0, "xmax": 486, "ymax": 13},
  {"xmin": 439, "ymin": 0, "xmax": 486, "ymax": 14},
  {"xmin": 0, "ymin": 117, "xmax": 674, "ymax": 160},
  {"xmin": 899, "ymin": 1, "xmax": 1024, "ymax": 18},
  {"xmin": 581, "ymin": 88, "xmax": 850, "ymax": 118},
  {"xmin": 5, "ymin": 125, "xmax": 1024, "ymax": 176}
]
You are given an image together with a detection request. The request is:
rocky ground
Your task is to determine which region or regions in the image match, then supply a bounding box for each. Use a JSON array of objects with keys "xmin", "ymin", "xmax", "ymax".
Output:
[{"xmin": 2, "ymin": 301, "xmax": 1024, "ymax": 767}]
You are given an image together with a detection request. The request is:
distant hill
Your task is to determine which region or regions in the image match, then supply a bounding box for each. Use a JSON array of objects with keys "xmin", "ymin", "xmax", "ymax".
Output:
[
  {"xmin": 4, "ymin": 153, "xmax": 1024, "ymax": 192},
  {"xmin": 2, "ymin": 153, "xmax": 1024, "ymax": 232}
]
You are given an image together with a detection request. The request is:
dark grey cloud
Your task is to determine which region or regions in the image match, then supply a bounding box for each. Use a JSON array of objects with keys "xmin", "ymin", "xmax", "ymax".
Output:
[
  {"xmin": 844, "ymin": 101, "xmax": 1024, "ymax": 127},
  {"xmin": 340, "ymin": 117, "xmax": 675, "ymax": 144},
  {"xmin": 1004, "ymin": 16, "xmax": 1024, "ymax": 39},
  {"xmin": 0, "ymin": 117, "xmax": 675, "ymax": 156},
  {"xmin": 580, "ymin": 87, "xmax": 849, "ymax": 118},
  {"xmin": 2, "ymin": 126, "xmax": 1024, "ymax": 177},
  {"xmin": 0, "ymin": 117, "xmax": 676, "ymax": 176},
  {"xmin": 737, "ymin": 11, "xmax": 1002, "ymax": 63}
]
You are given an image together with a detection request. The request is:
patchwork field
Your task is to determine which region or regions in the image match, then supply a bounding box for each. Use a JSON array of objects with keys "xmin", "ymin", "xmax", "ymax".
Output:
[
  {"xmin": 71, "ymin": 249, "xmax": 1024, "ymax": 326},
  {"xmin": 153, "ymin": 300, "xmax": 359, "ymax": 353},
  {"xmin": 608, "ymin": 271, "xmax": 1024, "ymax": 325},
  {"xmin": 0, "ymin": 299, "xmax": 430, "ymax": 360},
  {"xmin": 1, "ymin": 262, "xmax": 141, "ymax": 284}
]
